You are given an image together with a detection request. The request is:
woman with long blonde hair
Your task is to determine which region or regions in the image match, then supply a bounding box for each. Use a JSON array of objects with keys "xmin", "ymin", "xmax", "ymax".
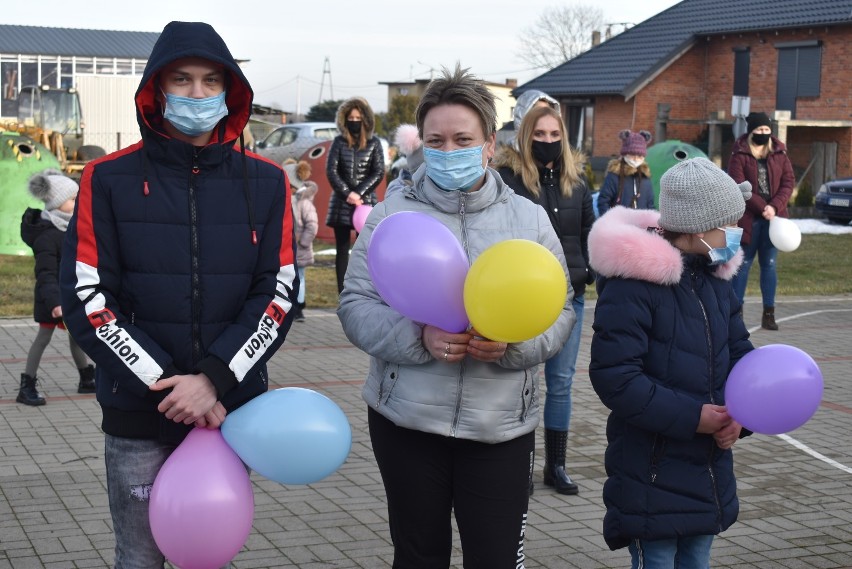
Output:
[
  {"xmin": 495, "ymin": 104, "xmax": 595, "ymax": 496},
  {"xmin": 727, "ymin": 111, "xmax": 794, "ymax": 330}
]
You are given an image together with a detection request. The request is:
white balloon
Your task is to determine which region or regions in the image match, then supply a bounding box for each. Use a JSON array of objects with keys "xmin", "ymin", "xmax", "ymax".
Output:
[{"xmin": 768, "ymin": 217, "xmax": 802, "ymax": 252}]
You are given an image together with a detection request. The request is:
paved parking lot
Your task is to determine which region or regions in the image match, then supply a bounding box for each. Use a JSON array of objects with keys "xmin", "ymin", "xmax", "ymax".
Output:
[{"xmin": 1, "ymin": 295, "xmax": 851, "ymax": 568}]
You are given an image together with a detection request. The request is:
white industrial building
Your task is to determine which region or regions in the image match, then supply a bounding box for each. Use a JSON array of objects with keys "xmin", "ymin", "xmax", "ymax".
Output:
[{"xmin": 0, "ymin": 25, "xmax": 159, "ymax": 153}]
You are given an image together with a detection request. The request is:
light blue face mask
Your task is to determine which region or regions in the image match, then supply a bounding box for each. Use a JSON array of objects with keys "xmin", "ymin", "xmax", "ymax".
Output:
[
  {"xmin": 701, "ymin": 226, "xmax": 743, "ymax": 265},
  {"xmin": 162, "ymin": 91, "xmax": 228, "ymax": 137},
  {"xmin": 423, "ymin": 144, "xmax": 487, "ymax": 191}
]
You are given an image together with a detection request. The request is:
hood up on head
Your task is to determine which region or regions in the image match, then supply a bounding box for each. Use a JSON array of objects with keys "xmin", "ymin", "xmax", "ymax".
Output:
[
  {"xmin": 336, "ymin": 97, "xmax": 375, "ymax": 137},
  {"xmin": 135, "ymin": 21, "xmax": 253, "ymax": 145}
]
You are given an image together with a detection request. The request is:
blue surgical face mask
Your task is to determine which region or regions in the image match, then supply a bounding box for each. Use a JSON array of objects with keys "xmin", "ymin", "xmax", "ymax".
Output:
[
  {"xmin": 701, "ymin": 226, "xmax": 743, "ymax": 265},
  {"xmin": 423, "ymin": 144, "xmax": 487, "ymax": 191},
  {"xmin": 162, "ymin": 91, "xmax": 228, "ymax": 137}
]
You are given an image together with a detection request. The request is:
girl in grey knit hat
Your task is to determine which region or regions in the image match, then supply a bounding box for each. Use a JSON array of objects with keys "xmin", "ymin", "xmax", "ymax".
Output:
[
  {"xmin": 586, "ymin": 157, "xmax": 755, "ymax": 565},
  {"xmin": 19, "ymin": 169, "xmax": 95, "ymax": 406}
]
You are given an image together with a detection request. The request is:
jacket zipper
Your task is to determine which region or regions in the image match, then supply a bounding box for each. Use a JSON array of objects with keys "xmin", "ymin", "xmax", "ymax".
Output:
[
  {"xmin": 450, "ymin": 192, "xmax": 470, "ymax": 437},
  {"xmin": 690, "ymin": 267, "xmax": 723, "ymax": 524},
  {"xmin": 189, "ymin": 152, "xmax": 202, "ymax": 362}
]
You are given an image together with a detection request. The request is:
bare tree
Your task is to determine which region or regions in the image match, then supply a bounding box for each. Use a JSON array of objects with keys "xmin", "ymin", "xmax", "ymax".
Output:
[{"xmin": 517, "ymin": 4, "xmax": 605, "ymax": 70}]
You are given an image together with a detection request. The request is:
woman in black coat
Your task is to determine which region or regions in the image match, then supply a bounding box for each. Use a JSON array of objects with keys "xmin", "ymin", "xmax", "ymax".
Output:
[
  {"xmin": 495, "ymin": 105, "xmax": 595, "ymax": 496},
  {"xmin": 325, "ymin": 97, "xmax": 385, "ymax": 293}
]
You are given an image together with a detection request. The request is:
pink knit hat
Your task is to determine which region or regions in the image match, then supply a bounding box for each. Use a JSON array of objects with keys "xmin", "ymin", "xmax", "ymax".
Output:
[{"xmin": 619, "ymin": 130, "xmax": 652, "ymax": 156}]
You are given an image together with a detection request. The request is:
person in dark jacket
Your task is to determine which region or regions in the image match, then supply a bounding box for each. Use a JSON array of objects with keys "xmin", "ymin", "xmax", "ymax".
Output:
[
  {"xmin": 598, "ymin": 130, "xmax": 655, "ymax": 215},
  {"xmin": 588, "ymin": 157, "xmax": 754, "ymax": 567},
  {"xmin": 325, "ymin": 97, "xmax": 385, "ymax": 293},
  {"xmin": 19, "ymin": 169, "xmax": 95, "ymax": 406},
  {"xmin": 728, "ymin": 111, "xmax": 795, "ymax": 330},
  {"xmin": 495, "ymin": 105, "xmax": 593, "ymax": 496},
  {"xmin": 59, "ymin": 21, "xmax": 298, "ymax": 565}
]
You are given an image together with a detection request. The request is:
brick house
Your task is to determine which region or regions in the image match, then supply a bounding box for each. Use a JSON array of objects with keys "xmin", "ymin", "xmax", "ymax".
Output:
[{"xmin": 515, "ymin": 0, "xmax": 852, "ymax": 190}]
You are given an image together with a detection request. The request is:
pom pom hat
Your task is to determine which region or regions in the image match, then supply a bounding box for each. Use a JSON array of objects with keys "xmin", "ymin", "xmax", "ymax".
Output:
[
  {"xmin": 619, "ymin": 130, "xmax": 652, "ymax": 156},
  {"xmin": 658, "ymin": 157, "xmax": 752, "ymax": 234},
  {"xmin": 28, "ymin": 169, "xmax": 78, "ymax": 211}
]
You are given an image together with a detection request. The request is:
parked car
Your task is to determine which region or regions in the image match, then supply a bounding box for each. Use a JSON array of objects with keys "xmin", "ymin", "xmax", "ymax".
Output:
[
  {"xmin": 254, "ymin": 122, "xmax": 338, "ymax": 165},
  {"xmin": 815, "ymin": 178, "xmax": 852, "ymax": 224}
]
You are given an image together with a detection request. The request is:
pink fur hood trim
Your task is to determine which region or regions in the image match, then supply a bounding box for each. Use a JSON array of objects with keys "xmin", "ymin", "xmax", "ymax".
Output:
[{"xmin": 588, "ymin": 206, "xmax": 743, "ymax": 286}]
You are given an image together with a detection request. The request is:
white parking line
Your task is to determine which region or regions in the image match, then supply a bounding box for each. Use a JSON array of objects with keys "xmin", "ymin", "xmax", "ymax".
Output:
[{"xmin": 747, "ymin": 307, "xmax": 852, "ymax": 475}]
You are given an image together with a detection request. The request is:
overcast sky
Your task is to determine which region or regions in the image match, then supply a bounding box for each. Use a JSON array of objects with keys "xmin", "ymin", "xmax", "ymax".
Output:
[{"xmin": 4, "ymin": 0, "xmax": 681, "ymax": 113}]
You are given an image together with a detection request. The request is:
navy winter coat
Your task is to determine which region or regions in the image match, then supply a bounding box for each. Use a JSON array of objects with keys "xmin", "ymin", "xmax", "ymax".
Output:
[
  {"xmin": 59, "ymin": 22, "xmax": 298, "ymax": 444},
  {"xmin": 587, "ymin": 207, "xmax": 753, "ymax": 550},
  {"xmin": 21, "ymin": 208, "xmax": 65, "ymax": 324}
]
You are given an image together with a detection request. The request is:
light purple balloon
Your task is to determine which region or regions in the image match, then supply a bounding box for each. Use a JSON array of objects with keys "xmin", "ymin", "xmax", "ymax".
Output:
[
  {"xmin": 725, "ymin": 344, "xmax": 823, "ymax": 435},
  {"xmin": 367, "ymin": 211, "xmax": 469, "ymax": 332},
  {"xmin": 149, "ymin": 428, "xmax": 254, "ymax": 569},
  {"xmin": 352, "ymin": 205, "xmax": 373, "ymax": 233}
]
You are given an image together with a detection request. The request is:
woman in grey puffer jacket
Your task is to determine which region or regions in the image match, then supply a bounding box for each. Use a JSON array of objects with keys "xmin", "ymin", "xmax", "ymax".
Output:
[
  {"xmin": 325, "ymin": 97, "xmax": 385, "ymax": 293},
  {"xmin": 338, "ymin": 66, "xmax": 574, "ymax": 569}
]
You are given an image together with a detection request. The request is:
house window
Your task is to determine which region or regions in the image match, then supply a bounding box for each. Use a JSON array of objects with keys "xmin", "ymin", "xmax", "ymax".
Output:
[
  {"xmin": 775, "ymin": 41, "xmax": 821, "ymax": 119},
  {"xmin": 733, "ymin": 47, "xmax": 750, "ymax": 97},
  {"xmin": 563, "ymin": 99, "xmax": 594, "ymax": 154}
]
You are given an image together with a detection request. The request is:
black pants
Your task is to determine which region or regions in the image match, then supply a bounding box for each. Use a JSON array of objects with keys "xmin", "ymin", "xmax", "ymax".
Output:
[
  {"xmin": 368, "ymin": 408, "xmax": 534, "ymax": 569},
  {"xmin": 333, "ymin": 225, "xmax": 353, "ymax": 294}
]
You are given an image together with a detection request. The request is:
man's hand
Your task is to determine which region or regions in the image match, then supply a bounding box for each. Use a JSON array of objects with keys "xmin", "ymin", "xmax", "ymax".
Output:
[
  {"xmin": 195, "ymin": 401, "xmax": 227, "ymax": 429},
  {"xmin": 150, "ymin": 373, "xmax": 218, "ymax": 425}
]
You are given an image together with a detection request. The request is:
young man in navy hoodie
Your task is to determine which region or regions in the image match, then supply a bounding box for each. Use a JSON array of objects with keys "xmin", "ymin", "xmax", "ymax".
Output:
[{"xmin": 60, "ymin": 21, "xmax": 298, "ymax": 565}]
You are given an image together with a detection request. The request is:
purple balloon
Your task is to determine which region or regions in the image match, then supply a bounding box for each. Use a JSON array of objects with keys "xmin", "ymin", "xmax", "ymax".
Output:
[
  {"xmin": 367, "ymin": 211, "xmax": 469, "ymax": 332},
  {"xmin": 725, "ymin": 344, "xmax": 823, "ymax": 435},
  {"xmin": 149, "ymin": 428, "xmax": 254, "ymax": 569}
]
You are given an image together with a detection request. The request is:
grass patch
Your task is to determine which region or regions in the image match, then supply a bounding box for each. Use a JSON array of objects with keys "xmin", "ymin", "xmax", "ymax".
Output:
[{"xmin": 2, "ymin": 233, "xmax": 849, "ymax": 318}]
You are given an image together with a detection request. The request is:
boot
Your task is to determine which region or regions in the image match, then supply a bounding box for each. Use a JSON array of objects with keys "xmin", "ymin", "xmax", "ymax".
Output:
[
  {"xmin": 761, "ymin": 306, "xmax": 779, "ymax": 331},
  {"xmin": 17, "ymin": 373, "xmax": 46, "ymax": 406},
  {"xmin": 293, "ymin": 302, "xmax": 305, "ymax": 323},
  {"xmin": 77, "ymin": 364, "xmax": 96, "ymax": 394},
  {"xmin": 543, "ymin": 429, "xmax": 579, "ymax": 495}
]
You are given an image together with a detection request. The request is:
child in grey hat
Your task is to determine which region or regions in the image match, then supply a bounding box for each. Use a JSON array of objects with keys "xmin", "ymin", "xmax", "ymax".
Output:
[
  {"xmin": 586, "ymin": 157, "xmax": 755, "ymax": 565},
  {"xmin": 19, "ymin": 169, "xmax": 95, "ymax": 405}
]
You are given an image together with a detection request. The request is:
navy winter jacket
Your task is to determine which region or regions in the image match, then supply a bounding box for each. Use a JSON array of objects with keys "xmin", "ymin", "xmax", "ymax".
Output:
[
  {"xmin": 59, "ymin": 22, "xmax": 298, "ymax": 444},
  {"xmin": 21, "ymin": 208, "xmax": 65, "ymax": 324},
  {"xmin": 587, "ymin": 207, "xmax": 754, "ymax": 550}
]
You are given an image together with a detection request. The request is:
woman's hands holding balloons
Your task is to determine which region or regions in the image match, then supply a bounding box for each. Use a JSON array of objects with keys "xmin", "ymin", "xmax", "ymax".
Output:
[{"xmin": 422, "ymin": 325, "xmax": 507, "ymax": 364}]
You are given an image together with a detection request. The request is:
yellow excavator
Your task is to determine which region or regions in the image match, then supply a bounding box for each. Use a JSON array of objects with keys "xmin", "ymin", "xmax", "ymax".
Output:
[{"xmin": 0, "ymin": 85, "xmax": 105, "ymax": 179}]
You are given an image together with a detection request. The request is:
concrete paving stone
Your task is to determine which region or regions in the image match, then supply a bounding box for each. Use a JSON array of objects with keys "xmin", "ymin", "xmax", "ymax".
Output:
[{"xmin": 3, "ymin": 297, "xmax": 852, "ymax": 567}]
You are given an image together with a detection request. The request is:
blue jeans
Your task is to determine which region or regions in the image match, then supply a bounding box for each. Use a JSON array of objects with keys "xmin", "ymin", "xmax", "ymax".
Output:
[
  {"xmin": 732, "ymin": 218, "xmax": 778, "ymax": 307},
  {"xmin": 297, "ymin": 266, "xmax": 306, "ymax": 304},
  {"xmin": 543, "ymin": 294, "xmax": 584, "ymax": 431},
  {"xmin": 105, "ymin": 435, "xmax": 176, "ymax": 569},
  {"xmin": 628, "ymin": 535, "xmax": 714, "ymax": 569}
]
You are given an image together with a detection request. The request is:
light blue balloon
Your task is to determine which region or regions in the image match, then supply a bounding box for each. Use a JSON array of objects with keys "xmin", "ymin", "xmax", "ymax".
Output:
[{"xmin": 221, "ymin": 387, "xmax": 352, "ymax": 485}]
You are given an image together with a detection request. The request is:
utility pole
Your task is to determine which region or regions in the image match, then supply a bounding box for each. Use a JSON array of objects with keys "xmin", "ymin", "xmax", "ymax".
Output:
[
  {"xmin": 296, "ymin": 75, "xmax": 301, "ymax": 121},
  {"xmin": 318, "ymin": 57, "xmax": 333, "ymax": 103}
]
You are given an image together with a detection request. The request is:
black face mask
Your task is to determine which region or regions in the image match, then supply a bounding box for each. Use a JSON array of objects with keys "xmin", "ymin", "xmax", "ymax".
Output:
[
  {"xmin": 531, "ymin": 140, "xmax": 562, "ymax": 165},
  {"xmin": 346, "ymin": 120, "xmax": 362, "ymax": 136},
  {"xmin": 751, "ymin": 133, "xmax": 770, "ymax": 146}
]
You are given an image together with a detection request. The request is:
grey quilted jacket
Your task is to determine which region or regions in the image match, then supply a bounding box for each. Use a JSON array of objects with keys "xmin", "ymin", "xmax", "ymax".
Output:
[{"xmin": 338, "ymin": 167, "xmax": 575, "ymax": 443}]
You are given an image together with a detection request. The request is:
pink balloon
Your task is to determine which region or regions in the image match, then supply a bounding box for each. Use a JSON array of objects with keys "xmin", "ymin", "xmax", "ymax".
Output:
[
  {"xmin": 352, "ymin": 205, "xmax": 373, "ymax": 233},
  {"xmin": 149, "ymin": 428, "xmax": 254, "ymax": 569},
  {"xmin": 367, "ymin": 211, "xmax": 469, "ymax": 332},
  {"xmin": 725, "ymin": 344, "xmax": 823, "ymax": 435}
]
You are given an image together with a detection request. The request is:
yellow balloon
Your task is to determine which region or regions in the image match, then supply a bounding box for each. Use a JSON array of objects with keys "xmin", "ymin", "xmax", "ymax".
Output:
[{"xmin": 464, "ymin": 239, "xmax": 568, "ymax": 343}]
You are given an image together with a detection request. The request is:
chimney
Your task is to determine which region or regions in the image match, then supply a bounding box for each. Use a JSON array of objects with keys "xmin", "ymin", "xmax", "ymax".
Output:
[
  {"xmin": 506, "ymin": 78, "xmax": 518, "ymax": 88},
  {"xmin": 592, "ymin": 31, "xmax": 601, "ymax": 46}
]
